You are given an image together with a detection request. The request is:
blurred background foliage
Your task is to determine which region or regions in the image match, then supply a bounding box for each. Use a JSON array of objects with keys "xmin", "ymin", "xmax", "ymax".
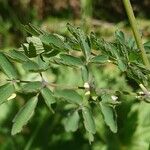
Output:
[{"xmin": 0, "ymin": 0, "xmax": 150, "ymax": 150}]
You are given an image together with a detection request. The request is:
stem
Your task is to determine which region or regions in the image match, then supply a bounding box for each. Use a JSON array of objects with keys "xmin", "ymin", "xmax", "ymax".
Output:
[
  {"xmin": 7, "ymin": 79, "xmax": 85, "ymax": 90},
  {"xmin": 81, "ymin": 0, "xmax": 92, "ymax": 19},
  {"xmin": 123, "ymin": 0, "xmax": 150, "ymax": 68}
]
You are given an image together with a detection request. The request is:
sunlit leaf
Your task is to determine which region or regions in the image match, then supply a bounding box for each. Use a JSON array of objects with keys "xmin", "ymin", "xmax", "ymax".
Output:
[
  {"xmin": 7, "ymin": 50, "xmax": 29, "ymax": 62},
  {"xmin": 43, "ymin": 49, "xmax": 59, "ymax": 57},
  {"xmin": 0, "ymin": 52, "xmax": 18, "ymax": 79},
  {"xmin": 0, "ymin": 83, "xmax": 15, "ymax": 105}
]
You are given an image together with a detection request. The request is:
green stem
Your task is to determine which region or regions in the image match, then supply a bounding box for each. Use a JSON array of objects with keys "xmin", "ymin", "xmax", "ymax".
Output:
[{"xmin": 123, "ymin": 0, "xmax": 150, "ymax": 68}]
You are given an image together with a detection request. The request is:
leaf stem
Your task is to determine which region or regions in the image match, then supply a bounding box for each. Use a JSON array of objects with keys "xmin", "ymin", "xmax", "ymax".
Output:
[
  {"xmin": 123, "ymin": 0, "xmax": 150, "ymax": 68},
  {"xmin": 7, "ymin": 79, "xmax": 85, "ymax": 90}
]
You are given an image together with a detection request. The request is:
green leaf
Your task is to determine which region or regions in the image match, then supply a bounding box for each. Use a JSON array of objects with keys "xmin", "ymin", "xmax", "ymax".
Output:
[
  {"xmin": 129, "ymin": 51, "xmax": 141, "ymax": 62},
  {"xmin": 11, "ymin": 96, "xmax": 38, "ymax": 135},
  {"xmin": 115, "ymin": 30, "xmax": 125, "ymax": 43},
  {"xmin": 23, "ymin": 42, "xmax": 37, "ymax": 58},
  {"xmin": 37, "ymin": 55, "xmax": 49, "ymax": 70},
  {"xmin": 54, "ymin": 89, "xmax": 82, "ymax": 105},
  {"xmin": 0, "ymin": 52, "xmax": 18, "ymax": 79},
  {"xmin": 22, "ymin": 44, "xmax": 28, "ymax": 56},
  {"xmin": 26, "ymin": 36, "xmax": 45, "ymax": 55},
  {"xmin": 40, "ymin": 34, "xmax": 69, "ymax": 51},
  {"xmin": 22, "ymin": 23, "xmax": 44, "ymax": 36},
  {"xmin": 82, "ymin": 107, "xmax": 96, "ymax": 134},
  {"xmin": 22, "ymin": 59, "xmax": 49, "ymax": 72},
  {"xmin": 41, "ymin": 87, "xmax": 56, "ymax": 111},
  {"xmin": 67, "ymin": 23, "xmax": 79, "ymax": 39},
  {"xmin": 133, "ymin": 62, "xmax": 150, "ymax": 75},
  {"xmin": 22, "ymin": 81, "xmax": 42, "ymax": 93},
  {"xmin": 67, "ymin": 23, "xmax": 91, "ymax": 60},
  {"xmin": 144, "ymin": 41, "xmax": 150, "ymax": 53},
  {"xmin": 29, "ymin": 42, "xmax": 37, "ymax": 57},
  {"xmin": 22, "ymin": 60, "xmax": 39, "ymax": 72},
  {"xmin": 90, "ymin": 55, "xmax": 109, "ymax": 63},
  {"xmin": 88, "ymin": 132, "xmax": 95, "ymax": 144},
  {"xmin": 7, "ymin": 50, "xmax": 29, "ymax": 62},
  {"xmin": 100, "ymin": 94, "xmax": 120, "ymax": 105},
  {"xmin": 100, "ymin": 102, "xmax": 117, "ymax": 133},
  {"xmin": 90, "ymin": 32, "xmax": 103, "ymax": 50},
  {"xmin": 81, "ymin": 66, "xmax": 89, "ymax": 82},
  {"xmin": 43, "ymin": 49, "xmax": 59, "ymax": 58},
  {"xmin": 60, "ymin": 54, "xmax": 83, "ymax": 66},
  {"xmin": 66, "ymin": 36, "xmax": 80, "ymax": 51},
  {"xmin": 79, "ymin": 33, "xmax": 91, "ymax": 60},
  {"xmin": 144, "ymin": 41, "xmax": 150, "ymax": 48},
  {"xmin": 64, "ymin": 110, "xmax": 80, "ymax": 132},
  {"xmin": 117, "ymin": 59, "xmax": 127, "ymax": 72},
  {"xmin": 127, "ymin": 37, "xmax": 136, "ymax": 49},
  {"xmin": 0, "ymin": 83, "xmax": 15, "ymax": 105}
]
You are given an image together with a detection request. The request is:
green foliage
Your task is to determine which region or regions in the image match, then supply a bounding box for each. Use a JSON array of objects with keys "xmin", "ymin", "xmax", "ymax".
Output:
[
  {"xmin": 0, "ymin": 83, "xmax": 15, "ymax": 105},
  {"xmin": 0, "ymin": 52, "xmax": 18, "ymax": 79},
  {"xmin": 99, "ymin": 102, "xmax": 117, "ymax": 133},
  {"xmin": 63, "ymin": 110, "xmax": 80, "ymax": 132},
  {"xmin": 11, "ymin": 96, "xmax": 38, "ymax": 135},
  {"xmin": 0, "ymin": 23, "xmax": 150, "ymax": 149},
  {"xmin": 22, "ymin": 81, "xmax": 42, "ymax": 93},
  {"xmin": 54, "ymin": 89, "xmax": 82, "ymax": 105},
  {"xmin": 82, "ymin": 107, "xmax": 96, "ymax": 135},
  {"xmin": 59, "ymin": 54, "xmax": 83, "ymax": 67},
  {"xmin": 41, "ymin": 87, "xmax": 56, "ymax": 111}
]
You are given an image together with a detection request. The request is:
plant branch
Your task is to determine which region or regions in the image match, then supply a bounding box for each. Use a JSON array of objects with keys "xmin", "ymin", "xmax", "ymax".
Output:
[
  {"xmin": 7, "ymin": 79, "xmax": 85, "ymax": 90},
  {"xmin": 123, "ymin": 0, "xmax": 150, "ymax": 68}
]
